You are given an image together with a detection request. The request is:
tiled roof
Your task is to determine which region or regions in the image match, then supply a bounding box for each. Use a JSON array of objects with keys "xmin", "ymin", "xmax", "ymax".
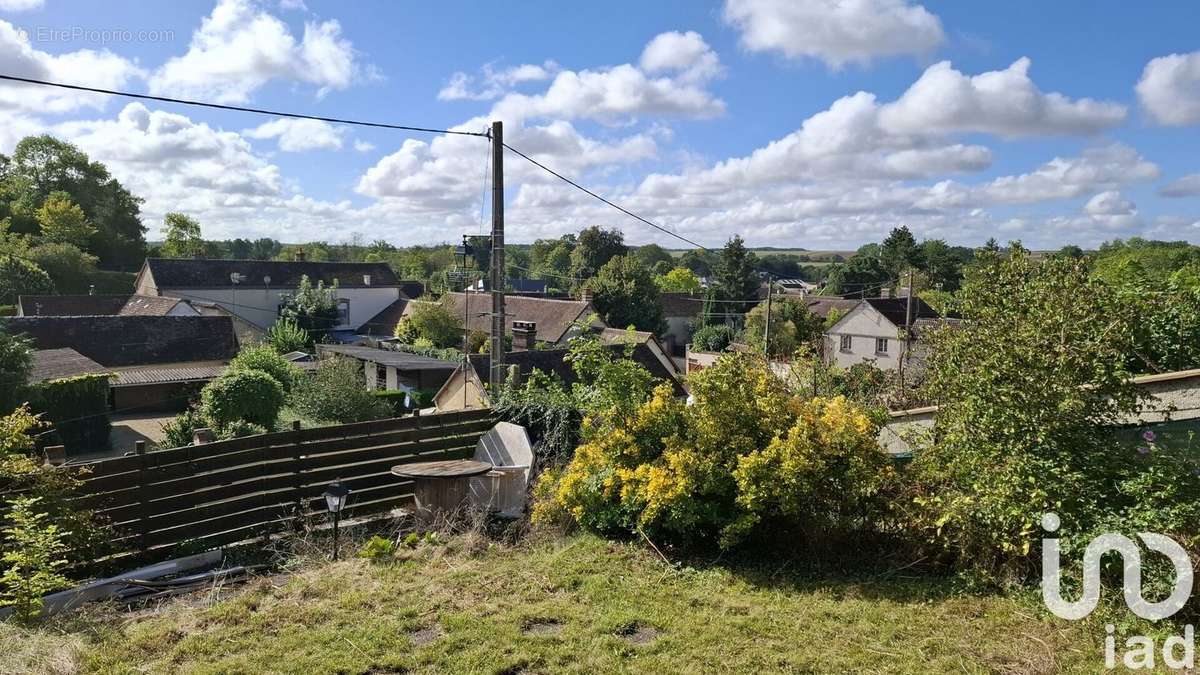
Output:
[
  {"xmin": 18, "ymin": 294, "xmax": 187, "ymax": 317},
  {"xmin": 29, "ymin": 348, "xmax": 108, "ymax": 383},
  {"xmin": 2, "ymin": 315, "xmax": 239, "ymax": 367},
  {"xmin": 410, "ymin": 292, "xmax": 594, "ymax": 343},
  {"xmin": 359, "ymin": 298, "xmax": 410, "ymax": 336},
  {"xmin": 659, "ymin": 293, "xmax": 705, "ymax": 318},
  {"xmin": 118, "ymin": 295, "xmax": 185, "ymax": 315},
  {"xmin": 864, "ymin": 297, "xmax": 940, "ymax": 327},
  {"xmin": 143, "ymin": 258, "xmax": 400, "ymax": 288}
]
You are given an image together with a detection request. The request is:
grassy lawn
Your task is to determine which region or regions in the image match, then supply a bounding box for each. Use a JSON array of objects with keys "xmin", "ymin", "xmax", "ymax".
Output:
[{"xmin": 4, "ymin": 533, "xmax": 1105, "ymax": 674}]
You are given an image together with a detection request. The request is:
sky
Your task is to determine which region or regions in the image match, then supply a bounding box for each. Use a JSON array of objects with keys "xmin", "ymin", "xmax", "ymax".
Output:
[{"xmin": 0, "ymin": 0, "xmax": 1197, "ymax": 250}]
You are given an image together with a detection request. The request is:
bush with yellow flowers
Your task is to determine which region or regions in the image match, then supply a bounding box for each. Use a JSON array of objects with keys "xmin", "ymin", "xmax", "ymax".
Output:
[{"xmin": 539, "ymin": 352, "xmax": 896, "ymax": 549}]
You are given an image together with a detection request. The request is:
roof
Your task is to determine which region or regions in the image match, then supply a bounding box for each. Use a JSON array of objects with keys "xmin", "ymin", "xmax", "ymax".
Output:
[
  {"xmin": 804, "ymin": 297, "xmax": 860, "ymax": 319},
  {"xmin": 398, "ymin": 280, "xmax": 425, "ymax": 299},
  {"xmin": 659, "ymin": 293, "xmax": 705, "ymax": 318},
  {"xmin": 466, "ymin": 339, "xmax": 686, "ymax": 398},
  {"xmin": 2, "ymin": 315, "xmax": 239, "ymax": 367},
  {"xmin": 110, "ymin": 363, "xmax": 227, "ymax": 387},
  {"xmin": 17, "ymin": 294, "xmax": 186, "ymax": 317},
  {"xmin": 316, "ymin": 343, "xmax": 460, "ymax": 370},
  {"xmin": 863, "ymin": 297, "xmax": 941, "ymax": 328},
  {"xmin": 29, "ymin": 348, "xmax": 108, "ymax": 383},
  {"xmin": 141, "ymin": 258, "xmax": 400, "ymax": 289},
  {"xmin": 359, "ymin": 298, "xmax": 410, "ymax": 336},
  {"xmin": 411, "ymin": 293, "xmax": 595, "ymax": 343}
]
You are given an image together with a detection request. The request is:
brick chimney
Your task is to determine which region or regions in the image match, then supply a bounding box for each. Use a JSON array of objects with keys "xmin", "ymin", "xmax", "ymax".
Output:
[
  {"xmin": 512, "ymin": 320, "xmax": 537, "ymax": 350},
  {"xmin": 295, "ymin": 247, "xmax": 306, "ymax": 262}
]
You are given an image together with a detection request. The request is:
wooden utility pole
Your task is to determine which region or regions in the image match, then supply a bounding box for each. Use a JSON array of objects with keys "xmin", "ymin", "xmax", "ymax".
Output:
[
  {"xmin": 489, "ymin": 121, "xmax": 506, "ymax": 390},
  {"xmin": 900, "ymin": 269, "xmax": 914, "ymax": 387},
  {"xmin": 762, "ymin": 275, "xmax": 772, "ymax": 357}
]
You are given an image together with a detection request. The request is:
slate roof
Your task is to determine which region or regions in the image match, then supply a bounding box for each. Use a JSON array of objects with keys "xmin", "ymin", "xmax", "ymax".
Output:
[
  {"xmin": 398, "ymin": 280, "xmax": 425, "ymax": 299},
  {"xmin": 659, "ymin": 293, "xmax": 705, "ymax": 318},
  {"xmin": 409, "ymin": 293, "xmax": 595, "ymax": 343},
  {"xmin": 316, "ymin": 343, "xmax": 459, "ymax": 370},
  {"xmin": 804, "ymin": 297, "xmax": 860, "ymax": 319},
  {"xmin": 17, "ymin": 294, "xmax": 186, "ymax": 317},
  {"xmin": 28, "ymin": 348, "xmax": 108, "ymax": 383},
  {"xmin": 2, "ymin": 316, "xmax": 239, "ymax": 367},
  {"xmin": 359, "ymin": 298, "xmax": 410, "ymax": 336},
  {"xmin": 142, "ymin": 258, "xmax": 400, "ymax": 289},
  {"xmin": 863, "ymin": 297, "xmax": 941, "ymax": 327}
]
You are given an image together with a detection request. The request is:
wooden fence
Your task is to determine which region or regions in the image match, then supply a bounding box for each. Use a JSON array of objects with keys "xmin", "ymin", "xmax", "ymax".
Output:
[{"xmin": 68, "ymin": 409, "xmax": 496, "ymax": 562}]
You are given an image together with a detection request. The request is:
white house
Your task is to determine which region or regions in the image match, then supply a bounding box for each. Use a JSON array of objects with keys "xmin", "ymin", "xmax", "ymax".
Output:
[
  {"xmin": 824, "ymin": 297, "xmax": 943, "ymax": 371},
  {"xmin": 135, "ymin": 258, "xmax": 410, "ymax": 332}
]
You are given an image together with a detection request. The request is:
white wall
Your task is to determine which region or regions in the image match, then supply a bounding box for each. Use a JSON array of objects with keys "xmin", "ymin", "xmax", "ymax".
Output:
[
  {"xmin": 825, "ymin": 304, "xmax": 908, "ymax": 371},
  {"xmin": 157, "ymin": 286, "xmax": 400, "ymax": 331}
]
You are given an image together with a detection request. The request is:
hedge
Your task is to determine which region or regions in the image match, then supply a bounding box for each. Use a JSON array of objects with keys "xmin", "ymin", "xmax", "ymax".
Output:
[{"xmin": 33, "ymin": 373, "xmax": 112, "ymax": 453}]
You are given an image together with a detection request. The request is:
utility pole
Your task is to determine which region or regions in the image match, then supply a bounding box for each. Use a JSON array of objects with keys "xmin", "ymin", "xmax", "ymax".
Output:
[
  {"xmin": 762, "ymin": 274, "xmax": 772, "ymax": 357},
  {"xmin": 900, "ymin": 269, "xmax": 914, "ymax": 387},
  {"xmin": 488, "ymin": 121, "xmax": 506, "ymax": 391}
]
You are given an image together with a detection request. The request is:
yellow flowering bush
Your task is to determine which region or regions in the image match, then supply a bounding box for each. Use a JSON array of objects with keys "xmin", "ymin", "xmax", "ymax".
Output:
[{"xmin": 544, "ymin": 353, "xmax": 895, "ymax": 548}]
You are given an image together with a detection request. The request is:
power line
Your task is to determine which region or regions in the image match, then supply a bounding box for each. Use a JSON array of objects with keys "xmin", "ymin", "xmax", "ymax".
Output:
[{"xmin": 0, "ymin": 74, "xmax": 489, "ymax": 138}]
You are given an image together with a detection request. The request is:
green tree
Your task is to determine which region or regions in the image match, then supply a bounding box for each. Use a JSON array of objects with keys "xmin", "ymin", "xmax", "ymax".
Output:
[
  {"xmin": 569, "ymin": 226, "xmax": 626, "ymax": 284},
  {"xmin": 0, "ymin": 496, "xmax": 70, "ymax": 623},
  {"xmin": 399, "ymin": 299, "xmax": 463, "ymax": 349},
  {"xmin": 714, "ymin": 235, "xmax": 760, "ymax": 314},
  {"xmin": 879, "ymin": 226, "xmax": 923, "ymax": 280},
  {"xmin": 159, "ymin": 212, "xmax": 205, "ymax": 259},
  {"xmin": 919, "ymin": 239, "xmax": 968, "ymax": 291},
  {"xmin": 35, "ymin": 191, "xmax": 94, "ymax": 248},
  {"xmin": 679, "ymin": 248, "xmax": 718, "ymax": 277},
  {"xmin": 633, "ymin": 243, "xmax": 674, "ymax": 270},
  {"xmin": 743, "ymin": 296, "xmax": 824, "ymax": 358},
  {"xmin": 228, "ymin": 344, "xmax": 302, "ymax": 394},
  {"xmin": 200, "ymin": 369, "xmax": 285, "ymax": 430},
  {"xmin": 279, "ymin": 275, "xmax": 340, "ymax": 334},
  {"xmin": 0, "ymin": 254, "xmax": 53, "ymax": 304},
  {"xmin": 0, "ymin": 328, "xmax": 33, "ymax": 412},
  {"xmin": 690, "ymin": 323, "xmax": 736, "ymax": 352},
  {"xmin": 654, "ymin": 267, "xmax": 702, "ymax": 293},
  {"xmin": 26, "ymin": 243, "xmax": 99, "ymax": 294},
  {"xmin": 267, "ymin": 318, "xmax": 310, "ymax": 353},
  {"xmin": 587, "ymin": 255, "xmax": 666, "ymax": 333},
  {"xmin": 2, "ymin": 135, "xmax": 146, "ymax": 269}
]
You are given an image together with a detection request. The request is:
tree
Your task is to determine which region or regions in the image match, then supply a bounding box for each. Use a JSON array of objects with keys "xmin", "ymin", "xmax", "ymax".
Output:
[
  {"xmin": 633, "ymin": 243, "xmax": 674, "ymax": 270},
  {"xmin": 654, "ymin": 267, "xmax": 702, "ymax": 293},
  {"xmin": 0, "ymin": 328, "xmax": 33, "ymax": 412},
  {"xmin": 2, "ymin": 135, "xmax": 146, "ymax": 269},
  {"xmin": 290, "ymin": 356, "xmax": 391, "ymax": 423},
  {"xmin": 250, "ymin": 238, "xmax": 282, "ymax": 260},
  {"xmin": 200, "ymin": 369, "xmax": 285, "ymax": 430},
  {"xmin": 228, "ymin": 345, "xmax": 302, "ymax": 394},
  {"xmin": 399, "ymin": 300, "xmax": 462, "ymax": 348},
  {"xmin": 822, "ymin": 253, "xmax": 887, "ymax": 297},
  {"xmin": 919, "ymin": 239, "xmax": 968, "ymax": 292},
  {"xmin": 279, "ymin": 275, "xmax": 339, "ymax": 334},
  {"xmin": 26, "ymin": 243, "xmax": 99, "ymax": 294},
  {"xmin": 679, "ymin": 248, "xmax": 717, "ymax": 277},
  {"xmin": 0, "ymin": 254, "xmax": 53, "ymax": 304},
  {"xmin": 587, "ymin": 255, "xmax": 666, "ymax": 333},
  {"xmin": 691, "ymin": 324, "xmax": 736, "ymax": 352},
  {"xmin": 742, "ymin": 296, "xmax": 824, "ymax": 358},
  {"xmin": 879, "ymin": 226, "xmax": 923, "ymax": 280},
  {"xmin": 227, "ymin": 238, "xmax": 253, "ymax": 259},
  {"xmin": 569, "ymin": 226, "xmax": 625, "ymax": 283},
  {"xmin": 715, "ymin": 236, "xmax": 760, "ymax": 316},
  {"xmin": 159, "ymin": 212, "xmax": 205, "ymax": 259},
  {"xmin": 35, "ymin": 191, "xmax": 94, "ymax": 248}
]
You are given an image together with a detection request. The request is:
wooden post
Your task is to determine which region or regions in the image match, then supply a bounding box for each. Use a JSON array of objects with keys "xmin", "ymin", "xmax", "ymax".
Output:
[
  {"xmin": 135, "ymin": 440, "xmax": 148, "ymax": 555},
  {"xmin": 292, "ymin": 420, "xmax": 304, "ymax": 517},
  {"xmin": 489, "ymin": 120, "xmax": 506, "ymax": 390}
]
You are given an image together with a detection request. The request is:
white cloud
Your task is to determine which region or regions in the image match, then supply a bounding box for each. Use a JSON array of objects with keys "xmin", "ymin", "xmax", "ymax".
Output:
[
  {"xmin": 149, "ymin": 0, "xmax": 367, "ymax": 104},
  {"xmin": 437, "ymin": 61, "xmax": 557, "ymax": 101},
  {"xmin": 639, "ymin": 31, "xmax": 722, "ymax": 82},
  {"xmin": 243, "ymin": 118, "xmax": 344, "ymax": 151},
  {"xmin": 0, "ymin": 0, "xmax": 43, "ymax": 11},
  {"xmin": 1083, "ymin": 190, "xmax": 1135, "ymax": 216},
  {"xmin": 0, "ymin": 20, "xmax": 144, "ymax": 113},
  {"xmin": 975, "ymin": 144, "xmax": 1158, "ymax": 205},
  {"xmin": 879, "ymin": 59, "xmax": 1126, "ymax": 137},
  {"xmin": 1160, "ymin": 174, "xmax": 1200, "ymax": 198},
  {"xmin": 722, "ymin": 0, "xmax": 944, "ymax": 68},
  {"xmin": 1137, "ymin": 51, "xmax": 1200, "ymax": 126},
  {"xmin": 353, "ymin": 139, "xmax": 375, "ymax": 153}
]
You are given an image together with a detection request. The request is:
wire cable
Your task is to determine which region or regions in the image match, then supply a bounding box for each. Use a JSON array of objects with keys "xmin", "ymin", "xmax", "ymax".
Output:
[{"xmin": 0, "ymin": 74, "xmax": 489, "ymax": 138}]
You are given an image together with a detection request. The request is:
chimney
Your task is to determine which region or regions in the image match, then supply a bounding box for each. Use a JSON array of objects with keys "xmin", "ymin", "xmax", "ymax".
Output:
[
  {"xmin": 512, "ymin": 320, "xmax": 537, "ymax": 350},
  {"xmin": 295, "ymin": 248, "xmax": 306, "ymax": 262}
]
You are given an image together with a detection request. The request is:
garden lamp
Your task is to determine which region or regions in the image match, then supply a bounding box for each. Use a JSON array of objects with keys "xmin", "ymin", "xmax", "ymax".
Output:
[{"xmin": 323, "ymin": 482, "xmax": 351, "ymax": 560}]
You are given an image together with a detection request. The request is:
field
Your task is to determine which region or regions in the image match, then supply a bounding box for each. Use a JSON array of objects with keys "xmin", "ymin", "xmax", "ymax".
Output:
[{"xmin": 3, "ymin": 532, "xmax": 1108, "ymax": 674}]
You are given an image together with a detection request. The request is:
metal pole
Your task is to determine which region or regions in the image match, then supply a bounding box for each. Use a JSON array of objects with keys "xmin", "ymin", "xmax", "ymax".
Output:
[
  {"xmin": 762, "ymin": 275, "xmax": 772, "ymax": 357},
  {"xmin": 332, "ymin": 511, "xmax": 340, "ymax": 561},
  {"xmin": 489, "ymin": 121, "xmax": 506, "ymax": 390},
  {"xmin": 900, "ymin": 269, "xmax": 914, "ymax": 388}
]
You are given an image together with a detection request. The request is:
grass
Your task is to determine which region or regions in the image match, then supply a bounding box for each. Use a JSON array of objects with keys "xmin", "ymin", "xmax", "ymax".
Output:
[{"xmin": 2, "ymin": 531, "xmax": 1112, "ymax": 674}]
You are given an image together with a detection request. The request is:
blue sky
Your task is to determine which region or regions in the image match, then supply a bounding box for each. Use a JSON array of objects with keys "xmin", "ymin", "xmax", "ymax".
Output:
[{"xmin": 0, "ymin": 0, "xmax": 1197, "ymax": 249}]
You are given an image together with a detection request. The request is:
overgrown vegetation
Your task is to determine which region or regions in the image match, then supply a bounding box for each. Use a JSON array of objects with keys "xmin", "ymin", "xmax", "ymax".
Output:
[{"xmin": 290, "ymin": 356, "xmax": 391, "ymax": 423}]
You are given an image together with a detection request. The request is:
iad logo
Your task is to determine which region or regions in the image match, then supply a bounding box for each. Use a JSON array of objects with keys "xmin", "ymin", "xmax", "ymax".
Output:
[{"xmin": 1041, "ymin": 513, "xmax": 1197, "ymax": 670}]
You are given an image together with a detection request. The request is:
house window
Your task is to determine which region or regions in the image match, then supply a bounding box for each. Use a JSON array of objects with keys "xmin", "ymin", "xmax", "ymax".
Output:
[
  {"xmin": 337, "ymin": 299, "xmax": 350, "ymax": 326},
  {"xmin": 876, "ymin": 337, "xmax": 889, "ymax": 354},
  {"xmin": 839, "ymin": 334, "xmax": 852, "ymax": 351}
]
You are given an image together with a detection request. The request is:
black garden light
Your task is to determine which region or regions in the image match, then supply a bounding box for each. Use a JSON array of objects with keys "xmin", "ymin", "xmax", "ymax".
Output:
[{"xmin": 323, "ymin": 482, "xmax": 351, "ymax": 560}]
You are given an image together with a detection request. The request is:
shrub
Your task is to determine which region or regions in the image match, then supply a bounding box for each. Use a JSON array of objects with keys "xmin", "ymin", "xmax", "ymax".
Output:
[
  {"xmin": 216, "ymin": 420, "xmax": 267, "ymax": 440},
  {"xmin": 0, "ymin": 256, "xmax": 53, "ymax": 305},
  {"xmin": 267, "ymin": 318, "xmax": 310, "ymax": 353},
  {"xmin": 0, "ymin": 497, "xmax": 70, "ymax": 624},
  {"xmin": 290, "ymin": 357, "xmax": 391, "ymax": 423},
  {"xmin": 159, "ymin": 406, "xmax": 205, "ymax": 449},
  {"xmin": 400, "ymin": 300, "xmax": 462, "ymax": 348},
  {"xmin": 466, "ymin": 329, "xmax": 488, "ymax": 353},
  {"xmin": 228, "ymin": 345, "xmax": 301, "ymax": 393},
  {"xmin": 493, "ymin": 370, "xmax": 581, "ymax": 466},
  {"xmin": 0, "ymin": 328, "xmax": 33, "ymax": 413},
  {"xmin": 358, "ymin": 535, "xmax": 396, "ymax": 559},
  {"xmin": 690, "ymin": 324, "xmax": 736, "ymax": 352},
  {"xmin": 32, "ymin": 373, "xmax": 112, "ymax": 453},
  {"xmin": 200, "ymin": 369, "xmax": 285, "ymax": 430}
]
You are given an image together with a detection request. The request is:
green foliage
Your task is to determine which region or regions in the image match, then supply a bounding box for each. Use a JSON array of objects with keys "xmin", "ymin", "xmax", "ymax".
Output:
[
  {"xmin": 200, "ymin": 369, "xmax": 285, "ymax": 430},
  {"xmin": 1091, "ymin": 237, "xmax": 1200, "ymax": 287},
  {"xmin": 0, "ymin": 254, "xmax": 53, "ymax": 304},
  {"xmin": 159, "ymin": 212, "xmax": 205, "ymax": 259},
  {"xmin": 906, "ymin": 245, "xmax": 1200, "ymax": 580},
  {"xmin": 357, "ymin": 535, "xmax": 396, "ymax": 560},
  {"xmin": 493, "ymin": 370, "xmax": 581, "ymax": 465},
  {"xmin": 388, "ymin": 339, "xmax": 462, "ymax": 363},
  {"xmin": 0, "ymin": 497, "xmax": 70, "ymax": 624},
  {"xmin": 229, "ymin": 344, "xmax": 302, "ymax": 394},
  {"xmin": 714, "ymin": 235, "xmax": 759, "ymax": 315},
  {"xmin": 371, "ymin": 388, "xmax": 432, "ymax": 414},
  {"xmin": 653, "ymin": 267, "xmax": 702, "ymax": 293},
  {"xmin": 587, "ymin": 255, "xmax": 666, "ymax": 334},
  {"xmin": 216, "ymin": 419, "xmax": 268, "ymax": 440},
  {"xmin": 159, "ymin": 406, "xmax": 205, "ymax": 449},
  {"xmin": 528, "ymin": 235, "xmax": 575, "ymax": 288},
  {"xmin": 542, "ymin": 353, "xmax": 892, "ymax": 549},
  {"xmin": 679, "ymin": 249, "xmax": 718, "ymax": 278},
  {"xmin": 267, "ymin": 318, "xmax": 310, "ymax": 353},
  {"xmin": 879, "ymin": 226, "xmax": 923, "ymax": 280},
  {"xmin": 290, "ymin": 357, "xmax": 391, "ymax": 424},
  {"xmin": 400, "ymin": 300, "xmax": 462, "ymax": 349},
  {"xmin": 1119, "ymin": 267, "xmax": 1200, "ymax": 373},
  {"xmin": 32, "ymin": 373, "xmax": 112, "ymax": 452},
  {"xmin": 690, "ymin": 324, "xmax": 736, "ymax": 352},
  {"xmin": 0, "ymin": 328, "xmax": 32, "ymax": 412},
  {"xmin": 35, "ymin": 191, "xmax": 94, "ymax": 248},
  {"xmin": 568, "ymin": 226, "xmax": 626, "ymax": 285},
  {"xmin": 465, "ymin": 329, "xmax": 488, "ymax": 353},
  {"xmin": 279, "ymin": 275, "xmax": 340, "ymax": 334},
  {"xmin": 26, "ymin": 242, "xmax": 99, "ymax": 295},
  {"xmin": 742, "ymin": 296, "xmax": 823, "ymax": 357}
]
